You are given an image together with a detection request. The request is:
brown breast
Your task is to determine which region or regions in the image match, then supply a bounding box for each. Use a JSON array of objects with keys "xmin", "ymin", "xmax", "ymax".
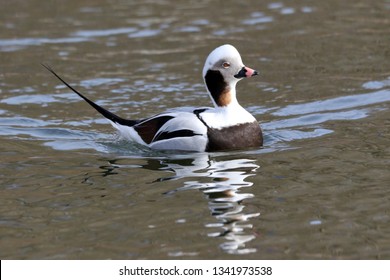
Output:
[{"xmin": 206, "ymin": 121, "xmax": 263, "ymax": 152}]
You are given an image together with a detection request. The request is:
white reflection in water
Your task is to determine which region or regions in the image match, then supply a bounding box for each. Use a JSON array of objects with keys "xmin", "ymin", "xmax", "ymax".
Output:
[{"xmin": 158, "ymin": 154, "xmax": 260, "ymax": 255}]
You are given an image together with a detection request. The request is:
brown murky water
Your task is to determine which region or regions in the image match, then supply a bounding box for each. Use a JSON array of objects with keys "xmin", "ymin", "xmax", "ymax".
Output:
[{"xmin": 1, "ymin": 0, "xmax": 390, "ymax": 259}]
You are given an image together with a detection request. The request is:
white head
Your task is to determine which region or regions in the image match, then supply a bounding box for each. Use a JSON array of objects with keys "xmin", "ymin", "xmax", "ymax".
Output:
[{"xmin": 202, "ymin": 44, "xmax": 258, "ymax": 107}]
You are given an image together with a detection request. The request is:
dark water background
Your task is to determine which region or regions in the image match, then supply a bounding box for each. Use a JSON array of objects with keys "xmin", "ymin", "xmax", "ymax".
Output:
[{"xmin": 1, "ymin": 0, "xmax": 389, "ymax": 259}]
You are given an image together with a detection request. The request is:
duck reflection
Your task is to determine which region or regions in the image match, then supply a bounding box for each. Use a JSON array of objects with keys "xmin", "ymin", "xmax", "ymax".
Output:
[{"xmin": 153, "ymin": 154, "xmax": 260, "ymax": 255}]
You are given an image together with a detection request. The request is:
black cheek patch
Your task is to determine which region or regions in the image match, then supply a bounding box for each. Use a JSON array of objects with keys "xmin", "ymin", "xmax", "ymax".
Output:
[{"xmin": 204, "ymin": 70, "xmax": 229, "ymax": 105}]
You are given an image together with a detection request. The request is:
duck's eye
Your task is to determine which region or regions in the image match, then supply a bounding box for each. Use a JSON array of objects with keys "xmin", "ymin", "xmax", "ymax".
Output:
[{"xmin": 222, "ymin": 62, "xmax": 231, "ymax": 69}]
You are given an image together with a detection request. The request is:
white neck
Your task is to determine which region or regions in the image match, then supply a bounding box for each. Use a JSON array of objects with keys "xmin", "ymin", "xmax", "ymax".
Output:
[{"xmin": 202, "ymin": 96, "xmax": 257, "ymax": 129}]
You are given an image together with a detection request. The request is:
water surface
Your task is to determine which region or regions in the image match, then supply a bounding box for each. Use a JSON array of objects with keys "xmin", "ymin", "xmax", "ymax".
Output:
[{"xmin": 1, "ymin": 0, "xmax": 390, "ymax": 259}]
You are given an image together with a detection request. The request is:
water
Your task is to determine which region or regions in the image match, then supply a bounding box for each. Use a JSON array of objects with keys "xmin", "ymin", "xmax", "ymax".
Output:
[{"xmin": 1, "ymin": 0, "xmax": 390, "ymax": 259}]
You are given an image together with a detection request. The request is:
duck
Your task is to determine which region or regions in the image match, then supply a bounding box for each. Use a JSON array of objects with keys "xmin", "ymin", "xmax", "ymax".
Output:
[{"xmin": 43, "ymin": 44, "xmax": 263, "ymax": 152}]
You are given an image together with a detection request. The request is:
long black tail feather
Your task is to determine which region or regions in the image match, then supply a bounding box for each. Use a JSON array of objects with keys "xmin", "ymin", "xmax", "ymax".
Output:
[{"xmin": 42, "ymin": 64, "xmax": 138, "ymax": 127}]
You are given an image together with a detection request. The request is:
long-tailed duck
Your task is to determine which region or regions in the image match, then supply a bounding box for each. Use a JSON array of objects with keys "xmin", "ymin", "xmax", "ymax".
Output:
[{"xmin": 43, "ymin": 44, "xmax": 263, "ymax": 152}]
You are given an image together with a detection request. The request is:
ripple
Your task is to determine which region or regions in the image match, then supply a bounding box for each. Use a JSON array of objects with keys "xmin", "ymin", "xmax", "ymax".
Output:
[
  {"xmin": 265, "ymin": 128, "xmax": 333, "ymax": 143},
  {"xmin": 268, "ymin": 2, "xmax": 284, "ymax": 9},
  {"xmin": 191, "ymin": 19, "xmax": 210, "ymax": 25},
  {"xmin": 0, "ymin": 25, "xmax": 158, "ymax": 52},
  {"xmin": 1, "ymin": 93, "xmax": 76, "ymax": 105},
  {"xmin": 72, "ymin": 27, "xmax": 137, "ymax": 37},
  {"xmin": 174, "ymin": 26, "xmax": 201, "ymax": 33},
  {"xmin": 167, "ymin": 251, "xmax": 198, "ymax": 257},
  {"xmin": 44, "ymin": 139, "xmax": 109, "ymax": 152},
  {"xmin": 362, "ymin": 77, "xmax": 390, "ymax": 90},
  {"xmin": 267, "ymin": 2, "xmax": 314, "ymax": 14},
  {"xmin": 280, "ymin": 7, "xmax": 295, "ymax": 15},
  {"xmin": 301, "ymin": 6, "xmax": 315, "ymax": 13},
  {"xmin": 128, "ymin": 29, "xmax": 161, "ymax": 38},
  {"xmin": 272, "ymin": 89, "xmax": 390, "ymax": 116},
  {"xmin": 242, "ymin": 16, "xmax": 274, "ymax": 25},
  {"xmin": 0, "ymin": 113, "xmax": 113, "ymax": 152},
  {"xmin": 0, "ymin": 37, "xmax": 89, "ymax": 52},
  {"xmin": 79, "ymin": 78, "xmax": 125, "ymax": 88},
  {"xmin": 309, "ymin": 220, "xmax": 323, "ymax": 226},
  {"xmin": 257, "ymin": 82, "xmax": 390, "ymax": 146},
  {"xmin": 213, "ymin": 28, "xmax": 246, "ymax": 36},
  {"xmin": 265, "ymin": 109, "xmax": 370, "ymax": 129},
  {"xmin": 0, "ymin": 117, "xmax": 54, "ymax": 127}
]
